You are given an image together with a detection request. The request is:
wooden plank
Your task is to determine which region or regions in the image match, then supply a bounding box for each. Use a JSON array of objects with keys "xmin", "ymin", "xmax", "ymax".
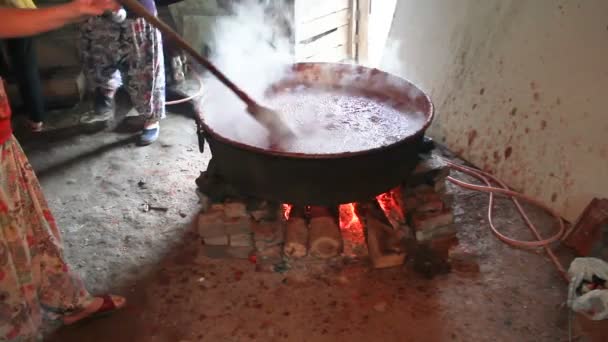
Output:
[
  {"xmin": 295, "ymin": 0, "xmax": 350, "ymax": 24},
  {"xmin": 296, "ymin": 8, "xmax": 351, "ymax": 43},
  {"xmin": 356, "ymin": 0, "xmax": 371, "ymax": 64},
  {"xmin": 303, "ymin": 44, "xmax": 350, "ymax": 63},
  {"xmin": 296, "ymin": 25, "xmax": 350, "ymax": 59}
]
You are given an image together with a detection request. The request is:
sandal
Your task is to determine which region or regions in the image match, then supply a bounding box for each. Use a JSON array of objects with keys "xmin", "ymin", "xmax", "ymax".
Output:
[{"xmin": 63, "ymin": 294, "xmax": 126, "ymax": 325}]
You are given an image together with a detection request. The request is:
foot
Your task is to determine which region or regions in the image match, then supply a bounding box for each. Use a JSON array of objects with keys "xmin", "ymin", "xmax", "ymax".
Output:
[
  {"xmin": 138, "ymin": 121, "xmax": 160, "ymax": 146},
  {"xmin": 81, "ymin": 89, "xmax": 115, "ymax": 124},
  {"xmin": 63, "ymin": 295, "xmax": 126, "ymax": 325},
  {"xmin": 94, "ymin": 88, "xmax": 114, "ymax": 115},
  {"xmin": 26, "ymin": 120, "xmax": 43, "ymax": 133}
]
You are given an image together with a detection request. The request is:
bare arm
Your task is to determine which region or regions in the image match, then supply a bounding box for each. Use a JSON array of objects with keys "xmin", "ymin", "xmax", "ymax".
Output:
[{"xmin": 0, "ymin": 0, "xmax": 118, "ymax": 38}]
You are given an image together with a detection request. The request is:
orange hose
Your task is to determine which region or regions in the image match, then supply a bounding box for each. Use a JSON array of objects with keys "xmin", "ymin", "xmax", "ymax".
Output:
[{"xmin": 441, "ymin": 159, "xmax": 569, "ymax": 282}]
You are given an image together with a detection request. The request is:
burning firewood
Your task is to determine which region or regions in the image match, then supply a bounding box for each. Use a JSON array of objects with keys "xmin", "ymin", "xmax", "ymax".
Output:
[
  {"xmin": 308, "ymin": 206, "xmax": 343, "ymax": 259},
  {"xmin": 284, "ymin": 207, "xmax": 308, "ymax": 258},
  {"xmin": 363, "ymin": 202, "xmax": 407, "ymax": 269}
]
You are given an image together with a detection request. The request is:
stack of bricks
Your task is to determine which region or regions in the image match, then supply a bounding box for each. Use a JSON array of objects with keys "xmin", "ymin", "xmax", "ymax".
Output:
[
  {"xmin": 404, "ymin": 153, "xmax": 457, "ymax": 258},
  {"xmin": 197, "ymin": 200, "xmax": 255, "ymax": 259},
  {"xmin": 195, "ymin": 171, "xmax": 285, "ymax": 264},
  {"xmin": 249, "ymin": 200, "xmax": 285, "ymax": 270}
]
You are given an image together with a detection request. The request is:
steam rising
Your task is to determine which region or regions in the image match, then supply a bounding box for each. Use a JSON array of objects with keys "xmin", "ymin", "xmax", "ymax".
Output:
[
  {"xmin": 201, "ymin": 1, "xmax": 428, "ymax": 153},
  {"xmin": 202, "ymin": 0, "xmax": 292, "ymax": 147}
]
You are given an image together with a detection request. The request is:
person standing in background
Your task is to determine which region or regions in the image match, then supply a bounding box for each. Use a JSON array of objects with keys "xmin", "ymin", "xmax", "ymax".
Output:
[
  {"xmin": 0, "ymin": 0, "xmax": 46, "ymax": 133},
  {"xmin": 79, "ymin": 0, "xmax": 165, "ymax": 146}
]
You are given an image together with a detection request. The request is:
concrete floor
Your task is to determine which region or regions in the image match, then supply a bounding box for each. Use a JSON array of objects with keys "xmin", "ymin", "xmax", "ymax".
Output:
[{"xmin": 12, "ymin": 103, "xmax": 607, "ymax": 341}]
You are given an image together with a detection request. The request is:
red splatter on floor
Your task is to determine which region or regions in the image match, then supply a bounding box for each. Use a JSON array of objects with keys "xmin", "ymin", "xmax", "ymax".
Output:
[
  {"xmin": 540, "ymin": 120, "xmax": 547, "ymax": 129},
  {"xmin": 551, "ymin": 193, "xmax": 558, "ymax": 202},
  {"xmin": 533, "ymin": 92, "xmax": 540, "ymax": 101}
]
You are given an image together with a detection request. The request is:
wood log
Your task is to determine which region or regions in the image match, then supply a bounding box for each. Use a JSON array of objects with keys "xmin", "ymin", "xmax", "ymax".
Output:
[
  {"xmin": 365, "ymin": 202, "xmax": 407, "ymax": 269},
  {"xmin": 308, "ymin": 206, "xmax": 342, "ymax": 259}
]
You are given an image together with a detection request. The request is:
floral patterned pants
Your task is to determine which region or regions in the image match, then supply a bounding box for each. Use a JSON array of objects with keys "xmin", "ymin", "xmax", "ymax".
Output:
[
  {"xmin": 80, "ymin": 16, "xmax": 166, "ymax": 122},
  {"xmin": 0, "ymin": 136, "xmax": 93, "ymax": 341}
]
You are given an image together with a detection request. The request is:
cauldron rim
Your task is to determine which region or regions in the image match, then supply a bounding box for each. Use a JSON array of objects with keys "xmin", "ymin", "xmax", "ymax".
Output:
[{"xmin": 201, "ymin": 62, "xmax": 434, "ymax": 159}]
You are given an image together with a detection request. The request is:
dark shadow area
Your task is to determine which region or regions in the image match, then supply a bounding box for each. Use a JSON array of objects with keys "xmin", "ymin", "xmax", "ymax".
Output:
[{"xmin": 34, "ymin": 136, "xmax": 136, "ymax": 179}]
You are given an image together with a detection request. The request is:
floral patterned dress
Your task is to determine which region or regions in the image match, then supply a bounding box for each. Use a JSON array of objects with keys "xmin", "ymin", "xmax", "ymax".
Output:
[{"xmin": 0, "ymin": 79, "xmax": 93, "ymax": 340}]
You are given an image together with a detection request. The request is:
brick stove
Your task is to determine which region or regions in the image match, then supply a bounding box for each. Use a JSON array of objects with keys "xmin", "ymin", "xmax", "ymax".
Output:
[{"xmin": 195, "ymin": 150, "xmax": 459, "ymax": 276}]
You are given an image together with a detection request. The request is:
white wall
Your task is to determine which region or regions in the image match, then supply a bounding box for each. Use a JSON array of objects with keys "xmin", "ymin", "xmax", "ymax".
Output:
[
  {"xmin": 367, "ymin": 0, "xmax": 398, "ymax": 67},
  {"xmin": 383, "ymin": 0, "xmax": 608, "ymax": 221}
]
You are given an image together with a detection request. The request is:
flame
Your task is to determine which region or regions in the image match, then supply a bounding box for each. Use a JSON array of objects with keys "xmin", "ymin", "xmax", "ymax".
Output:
[
  {"xmin": 282, "ymin": 204, "xmax": 293, "ymax": 220},
  {"xmin": 376, "ymin": 188, "xmax": 406, "ymax": 225},
  {"xmin": 339, "ymin": 203, "xmax": 360, "ymax": 229},
  {"xmin": 339, "ymin": 203, "xmax": 365, "ymax": 251}
]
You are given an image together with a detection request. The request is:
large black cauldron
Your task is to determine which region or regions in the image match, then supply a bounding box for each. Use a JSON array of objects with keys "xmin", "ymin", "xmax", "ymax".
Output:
[{"xmin": 197, "ymin": 63, "xmax": 434, "ymax": 206}]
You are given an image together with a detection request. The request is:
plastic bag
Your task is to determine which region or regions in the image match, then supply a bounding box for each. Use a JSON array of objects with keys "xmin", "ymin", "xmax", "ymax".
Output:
[{"xmin": 567, "ymin": 257, "xmax": 608, "ymax": 320}]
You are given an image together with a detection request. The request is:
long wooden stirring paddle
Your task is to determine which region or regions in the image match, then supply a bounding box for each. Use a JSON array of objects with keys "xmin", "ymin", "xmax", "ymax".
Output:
[{"xmin": 117, "ymin": 0, "xmax": 295, "ymax": 142}]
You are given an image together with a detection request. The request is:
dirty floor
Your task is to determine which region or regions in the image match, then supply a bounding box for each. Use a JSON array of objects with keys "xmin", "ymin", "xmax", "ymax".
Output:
[{"xmin": 12, "ymin": 101, "xmax": 606, "ymax": 342}]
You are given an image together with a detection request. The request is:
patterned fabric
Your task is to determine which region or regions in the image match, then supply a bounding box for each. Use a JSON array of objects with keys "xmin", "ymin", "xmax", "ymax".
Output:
[
  {"xmin": 0, "ymin": 80, "xmax": 12, "ymax": 145},
  {"xmin": 0, "ymin": 0, "xmax": 36, "ymax": 9},
  {"xmin": 80, "ymin": 17, "xmax": 166, "ymax": 123},
  {"xmin": 0, "ymin": 82, "xmax": 93, "ymax": 340}
]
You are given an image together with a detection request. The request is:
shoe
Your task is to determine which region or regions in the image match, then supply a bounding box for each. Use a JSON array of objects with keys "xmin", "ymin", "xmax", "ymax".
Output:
[
  {"xmin": 81, "ymin": 89, "xmax": 114, "ymax": 125},
  {"xmin": 80, "ymin": 109, "xmax": 114, "ymax": 125},
  {"xmin": 138, "ymin": 125, "xmax": 160, "ymax": 146},
  {"xmin": 63, "ymin": 294, "xmax": 126, "ymax": 325},
  {"xmin": 26, "ymin": 120, "xmax": 43, "ymax": 133},
  {"xmin": 94, "ymin": 88, "xmax": 114, "ymax": 115}
]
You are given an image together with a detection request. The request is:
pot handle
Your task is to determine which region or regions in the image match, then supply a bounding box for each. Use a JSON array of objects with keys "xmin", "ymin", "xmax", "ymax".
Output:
[{"xmin": 196, "ymin": 123, "xmax": 205, "ymax": 154}]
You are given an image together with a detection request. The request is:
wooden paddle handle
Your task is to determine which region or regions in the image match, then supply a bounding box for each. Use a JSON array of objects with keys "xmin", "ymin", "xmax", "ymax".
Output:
[{"xmin": 117, "ymin": 0, "xmax": 258, "ymax": 108}]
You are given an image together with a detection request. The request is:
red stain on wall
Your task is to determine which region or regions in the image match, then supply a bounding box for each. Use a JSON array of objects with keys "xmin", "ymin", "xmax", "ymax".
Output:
[
  {"xmin": 540, "ymin": 120, "xmax": 547, "ymax": 129},
  {"xmin": 493, "ymin": 151, "xmax": 501, "ymax": 163},
  {"xmin": 504, "ymin": 146, "xmax": 513, "ymax": 159},
  {"xmin": 467, "ymin": 130, "xmax": 478, "ymax": 146}
]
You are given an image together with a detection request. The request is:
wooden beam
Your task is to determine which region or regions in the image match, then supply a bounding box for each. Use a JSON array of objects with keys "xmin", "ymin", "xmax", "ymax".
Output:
[
  {"xmin": 296, "ymin": 8, "xmax": 351, "ymax": 43},
  {"xmin": 296, "ymin": 25, "xmax": 350, "ymax": 59},
  {"xmin": 355, "ymin": 0, "xmax": 371, "ymax": 64},
  {"xmin": 304, "ymin": 44, "xmax": 350, "ymax": 63},
  {"xmin": 295, "ymin": 0, "xmax": 350, "ymax": 24}
]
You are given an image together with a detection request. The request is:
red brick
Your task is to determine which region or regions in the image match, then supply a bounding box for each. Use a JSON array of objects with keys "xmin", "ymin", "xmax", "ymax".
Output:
[
  {"xmin": 224, "ymin": 202, "xmax": 248, "ymax": 219},
  {"xmin": 411, "ymin": 209, "xmax": 454, "ymax": 232},
  {"xmin": 197, "ymin": 210, "xmax": 226, "ymax": 238},
  {"xmin": 564, "ymin": 198, "xmax": 608, "ymax": 256},
  {"xmin": 416, "ymin": 199, "xmax": 444, "ymax": 213},
  {"xmin": 416, "ymin": 224, "xmax": 457, "ymax": 242},
  {"xmin": 204, "ymin": 235, "xmax": 229, "ymax": 246},
  {"xmin": 224, "ymin": 217, "xmax": 252, "ymax": 235}
]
